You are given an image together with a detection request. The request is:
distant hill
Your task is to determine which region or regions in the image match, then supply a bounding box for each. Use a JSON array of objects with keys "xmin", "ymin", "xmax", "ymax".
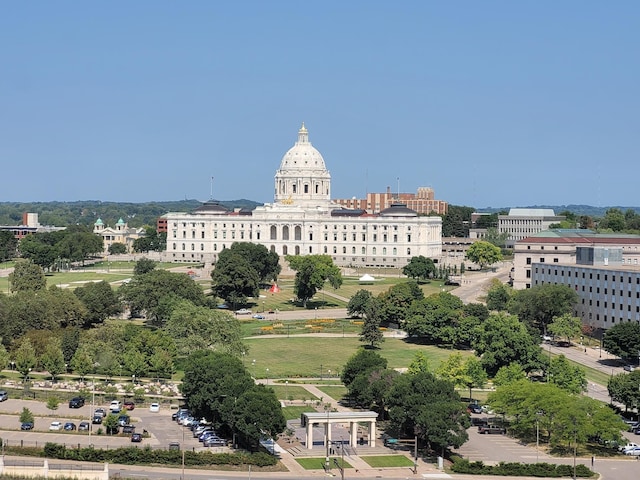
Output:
[
  {"xmin": 0, "ymin": 199, "xmax": 263, "ymax": 228},
  {"xmin": 476, "ymin": 205, "xmax": 640, "ymax": 217}
]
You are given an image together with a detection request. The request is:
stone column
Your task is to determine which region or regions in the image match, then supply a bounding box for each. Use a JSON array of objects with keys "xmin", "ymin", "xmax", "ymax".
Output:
[
  {"xmin": 306, "ymin": 419, "xmax": 314, "ymax": 449},
  {"xmin": 369, "ymin": 421, "xmax": 376, "ymax": 447},
  {"xmin": 350, "ymin": 421, "xmax": 358, "ymax": 447}
]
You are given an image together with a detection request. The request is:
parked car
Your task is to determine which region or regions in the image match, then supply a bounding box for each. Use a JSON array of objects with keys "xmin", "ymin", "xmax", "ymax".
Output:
[
  {"xmin": 110, "ymin": 400, "xmax": 122, "ymax": 413},
  {"xmin": 63, "ymin": 422, "xmax": 76, "ymax": 431},
  {"xmin": 252, "ymin": 314, "xmax": 265, "ymax": 320},
  {"xmin": 235, "ymin": 308, "xmax": 251, "ymax": 315},
  {"xmin": 619, "ymin": 442, "xmax": 640, "ymax": 452},
  {"xmin": 478, "ymin": 425, "xmax": 506, "ymax": 434},
  {"xmin": 118, "ymin": 414, "xmax": 130, "ymax": 427},
  {"xmin": 131, "ymin": 433, "xmax": 143, "ymax": 443},
  {"xmin": 122, "ymin": 425, "xmax": 136, "ymax": 434},
  {"xmin": 470, "ymin": 417, "xmax": 489, "ymax": 427},
  {"xmin": 69, "ymin": 397, "xmax": 85, "ymax": 408},
  {"xmin": 481, "ymin": 405, "xmax": 494, "ymax": 414},
  {"xmin": 623, "ymin": 365, "xmax": 636, "ymax": 372},
  {"xmin": 467, "ymin": 404, "xmax": 483, "ymax": 414},
  {"xmin": 124, "ymin": 400, "xmax": 135, "ymax": 410},
  {"xmin": 49, "ymin": 421, "xmax": 63, "ymax": 431},
  {"xmin": 624, "ymin": 446, "xmax": 640, "ymax": 456},
  {"xmin": 21, "ymin": 422, "xmax": 34, "ymax": 431},
  {"xmin": 203, "ymin": 436, "xmax": 225, "ymax": 447},
  {"xmin": 0, "ymin": 390, "xmax": 8, "ymax": 401},
  {"xmin": 78, "ymin": 421, "xmax": 90, "ymax": 431},
  {"xmin": 92, "ymin": 415, "xmax": 103, "ymax": 424},
  {"xmin": 149, "ymin": 403, "xmax": 160, "ymax": 413},
  {"xmin": 94, "ymin": 408, "xmax": 106, "ymax": 418},
  {"xmin": 172, "ymin": 408, "xmax": 189, "ymax": 421}
]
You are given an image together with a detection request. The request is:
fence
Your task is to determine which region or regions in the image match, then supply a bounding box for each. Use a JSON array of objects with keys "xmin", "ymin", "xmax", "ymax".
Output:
[{"xmin": 0, "ymin": 457, "xmax": 108, "ymax": 480}]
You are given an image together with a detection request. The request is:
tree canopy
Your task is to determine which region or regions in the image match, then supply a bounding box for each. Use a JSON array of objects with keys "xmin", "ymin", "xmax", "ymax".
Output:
[
  {"xmin": 402, "ymin": 256, "xmax": 436, "ymax": 282},
  {"xmin": 211, "ymin": 253, "xmax": 260, "ymax": 309},
  {"xmin": 508, "ymin": 284, "xmax": 578, "ymax": 334},
  {"xmin": 286, "ymin": 255, "xmax": 342, "ymax": 307},
  {"xmin": 465, "ymin": 241, "xmax": 503, "ymax": 269},
  {"xmin": 602, "ymin": 322, "xmax": 640, "ymax": 362}
]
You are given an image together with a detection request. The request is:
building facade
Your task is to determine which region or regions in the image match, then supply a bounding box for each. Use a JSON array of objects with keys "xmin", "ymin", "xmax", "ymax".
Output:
[
  {"xmin": 94, "ymin": 218, "xmax": 145, "ymax": 253},
  {"xmin": 499, "ymin": 208, "xmax": 565, "ymax": 247},
  {"xmin": 163, "ymin": 124, "xmax": 442, "ymax": 268},
  {"xmin": 334, "ymin": 186, "xmax": 448, "ymax": 215}
]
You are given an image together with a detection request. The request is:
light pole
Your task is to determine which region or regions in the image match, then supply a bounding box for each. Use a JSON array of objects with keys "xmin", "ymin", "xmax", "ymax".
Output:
[
  {"xmin": 536, "ymin": 416, "xmax": 540, "ymax": 463},
  {"xmin": 181, "ymin": 424, "xmax": 185, "ymax": 480},
  {"xmin": 285, "ymin": 380, "xmax": 288, "ymax": 404},
  {"xmin": 324, "ymin": 404, "xmax": 330, "ymax": 471},
  {"xmin": 265, "ymin": 368, "xmax": 269, "ymax": 386}
]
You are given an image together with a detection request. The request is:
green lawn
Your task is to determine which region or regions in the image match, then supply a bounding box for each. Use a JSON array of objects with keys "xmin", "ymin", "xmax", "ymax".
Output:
[
  {"xmin": 243, "ymin": 336, "xmax": 467, "ymax": 379},
  {"xmin": 316, "ymin": 385, "xmax": 348, "ymax": 402},
  {"xmin": 295, "ymin": 457, "xmax": 352, "ymax": 470},
  {"xmin": 269, "ymin": 385, "xmax": 318, "ymax": 402},
  {"xmin": 282, "ymin": 405, "xmax": 313, "ymax": 421},
  {"xmin": 361, "ymin": 455, "xmax": 415, "ymax": 468}
]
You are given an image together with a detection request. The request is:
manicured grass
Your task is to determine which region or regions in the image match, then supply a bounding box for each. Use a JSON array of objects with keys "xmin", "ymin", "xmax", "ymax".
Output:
[
  {"xmin": 240, "ymin": 318, "xmax": 360, "ymax": 337},
  {"xmin": 282, "ymin": 405, "xmax": 314, "ymax": 421},
  {"xmin": 295, "ymin": 457, "xmax": 352, "ymax": 470},
  {"xmin": 45, "ymin": 272, "xmax": 132, "ymax": 286},
  {"xmin": 243, "ymin": 336, "xmax": 469, "ymax": 379},
  {"xmin": 269, "ymin": 385, "xmax": 318, "ymax": 402},
  {"xmin": 316, "ymin": 385, "xmax": 348, "ymax": 402},
  {"xmin": 361, "ymin": 455, "xmax": 415, "ymax": 467}
]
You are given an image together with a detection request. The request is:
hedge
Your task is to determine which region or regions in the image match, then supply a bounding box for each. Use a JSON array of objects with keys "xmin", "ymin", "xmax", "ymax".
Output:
[
  {"xmin": 34, "ymin": 443, "xmax": 276, "ymax": 467},
  {"xmin": 450, "ymin": 458, "xmax": 595, "ymax": 477}
]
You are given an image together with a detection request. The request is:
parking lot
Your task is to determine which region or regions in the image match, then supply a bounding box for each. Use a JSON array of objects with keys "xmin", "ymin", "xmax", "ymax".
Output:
[{"xmin": 0, "ymin": 397, "xmax": 226, "ymax": 453}]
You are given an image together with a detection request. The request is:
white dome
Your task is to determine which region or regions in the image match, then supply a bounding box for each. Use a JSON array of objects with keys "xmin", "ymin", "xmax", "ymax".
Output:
[{"xmin": 279, "ymin": 123, "xmax": 326, "ymax": 171}]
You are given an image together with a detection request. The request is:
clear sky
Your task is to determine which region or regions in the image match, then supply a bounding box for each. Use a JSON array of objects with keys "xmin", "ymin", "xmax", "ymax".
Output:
[{"xmin": 1, "ymin": 1, "xmax": 638, "ymax": 209}]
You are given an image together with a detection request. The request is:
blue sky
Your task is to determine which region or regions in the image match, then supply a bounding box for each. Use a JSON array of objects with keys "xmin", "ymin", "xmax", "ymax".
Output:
[{"xmin": 1, "ymin": 1, "xmax": 638, "ymax": 209}]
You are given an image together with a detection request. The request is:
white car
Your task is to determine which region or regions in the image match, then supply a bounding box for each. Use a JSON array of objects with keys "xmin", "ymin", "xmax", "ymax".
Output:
[
  {"xmin": 49, "ymin": 421, "xmax": 62, "ymax": 431},
  {"xmin": 149, "ymin": 403, "xmax": 160, "ymax": 413},
  {"xmin": 110, "ymin": 400, "xmax": 122, "ymax": 413},
  {"xmin": 620, "ymin": 442, "xmax": 640, "ymax": 452},
  {"xmin": 235, "ymin": 308, "xmax": 252, "ymax": 315},
  {"xmin": 624, "ymin": 446, "xmax": 640, "ymax": 456}
]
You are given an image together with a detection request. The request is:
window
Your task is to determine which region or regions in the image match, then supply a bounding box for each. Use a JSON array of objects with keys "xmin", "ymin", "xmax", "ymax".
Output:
[{"xmin": 526, "ymin": 257, "xmax": 531, "ymax": 265}]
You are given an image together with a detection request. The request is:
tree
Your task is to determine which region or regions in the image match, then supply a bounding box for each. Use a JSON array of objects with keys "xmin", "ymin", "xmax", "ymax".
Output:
[
  {"xmin": 133, "ymin": 257, "xmax": 157, "ymax": 275},
  {"xmin": 359, "ymin": 298, "xmax": 384, "ymax": 348},
  {"xmin": 402, "ymin": 256, "xmax": 436, "ymax": 282},
  {"xmin": 407, "ymin": 352, "xmax": 430, "ymax": 374},
  {"xmin": 103, "ymin": 413, "xmax": 120, "ymax": 435},
  {"xmin": 608, "ymin": 370, "xmax": 640, "ymax": 410},
  {"xmin": 347, "ymin": 289, "xmax": 373, "ymax": 318},
  {"xmin": 436, "ymin": 354, "xmax": 487, "ymax": 401},
  {"xmin": 211, "ymin": 253, "xmax": 260, "ymax": 309},
  {"xmin": 548, "ymin": 313, "xmax": 582, "ymax": 344},
  {"xmin": 378, "ymin": 281, "xmax": 424, "ymax": 328},
  {"xmin": 41, "ymin": 339, "xmax": 66, "ymax": 382},
  {"xmin": 108, "ymin": 242, "xmax": 127, "ymax": 255},
  {"xmin": 286, "ymin": 255, "xmax": 343, "ymax": 307},
  {"xmin": 341, "ymin": 349, "xmax": 388, "ymax": 388},
  {"xmin": 386, "ymin": 371, "xmax": 469, "ymax": 452},
  {"xmin": 233, "ymin": 384, "xmax": 287, "ymax": 450},
  {"xmin": 70, "ymin": 346, "xmax": 94, "ymax": 381},
  {"xmin": 0, "ymin": 343, "xmax": 9, "ymax": 372},
  {"xmin": 602, "ymin": 322, "xmax": 640, "ymax": 362},
  {"xmin": 165, "ymin": 300, "xmax": 246, "ymax": 356},
  {"xmin": 465, "ymin": 241, "xmax": 502, "ymax": 270},
  {"xmin": 472, "ymin": 312, "xmax": 545, "ymax": 376},
  {"xmin": 119, "ymin": 269, "xmax": 206, "ymax": 322},
  {"xmin": 8, "ymin": 259, "xmax": 46, "ymax": 292},
  {"xmin": 60, "ymin": 328, "xmax": 80, "ymax": 366},
  {"xmin": 56, "ymin": 231, "xmax": 104, "ymax": 265},
  {"xmin": 548, "ymin": 355, "xmax": 587, "ymax": 394},
  {"xmin": 493, "ymin": 363, "xmax": 526, "ymax": 387},
  {"xmin": 0, "ymin": 230, "xmax": 18, "ymax": 262},
  {"xmin": 483, "ymin": 227, "xmax": 510, "ymax": 249},
  {"xmin": 46, "ymin": 396, "xmax": 60, "ymax": 415},
  {"xmin": 19, "ymin": 407, "xmax": 34, "ymax": 426},
  {"xmin": 14, "ymin": 339, "xmax": 37, "ymax": 379},
  {"xmin": 441, "ymin": 205, "xmax": 474, "ymax": 237},
  {"xmin": 74, "ymin": 281, "xmax": 122, "ymax": 327},
  {"xmin": 218, "ymin": 243, "xmax": 281, "ymax": 284},
  {"xmin": 485, "ymin": 279, "xmax": 512, "ymax": 311},
  {"xmin": 17, "ymin": 234, "xmax": 57, "ymax": 269},
  {"xmin": 508, "ymin": 284, "xmax": 578, "ymax": 334}
]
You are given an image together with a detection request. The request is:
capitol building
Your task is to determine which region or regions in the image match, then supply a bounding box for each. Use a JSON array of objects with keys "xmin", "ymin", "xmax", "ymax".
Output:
[{"xmin": 163, "ymin": 124, "xmax": 442, "ymax": 268}]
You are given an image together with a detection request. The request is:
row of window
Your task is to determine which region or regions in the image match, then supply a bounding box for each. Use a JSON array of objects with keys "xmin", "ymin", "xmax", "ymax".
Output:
[
  {"xmin": 171, "ymin": 242, "xmax": 413, "ymax": 257},
  {"xmin": 534, "ymin": 266, "xmax": 640, "ymax": 284},
  {"xmin": 580, "ymin": 297, "xmax": 640, "ymax": 310},
  {"xmin": 172, "ymin": 222, "xmax": 410, "ymax": 231}
]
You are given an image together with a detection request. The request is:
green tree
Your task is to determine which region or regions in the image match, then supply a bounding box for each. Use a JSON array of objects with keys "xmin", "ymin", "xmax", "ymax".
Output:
[
  {"xmin": 56, "ymin": 231, "xmax": 104, "ymax": 265},
  {"xmin": 608, "ymin": 370, "xmax": 640, "ymax": 410},
  {"xmin": 41, "ymin": 339, "xmax": 66, "ymax": 382},
  {"xmin": 0, "ymin": 230, "xmax": 18, "ymax": 262},
  {"xmin": 60, "ymin": 328, "xmax": 80, "ymax": 366},
  {"xmin": 378, "ymin": 281, "xmax": 424, "ymax": 328},
  {"xmin": 8, "ymin": 259, "xmax": 46, "ymax": 292},
  {"xmin": 165, "ymin": 300, "xmax": 246, "ymax": 356},
  {"xmin": 407, "ymin": 351, "xmax": 430, "ymax": 374},
  {"xmin": 133, "ymin": 257, "xmax": 157, "ymax": 275},
  {"xmin": 102, "ymin": 413, "xmax": 120, "ymax": 435},
  {"xmin": 465, "ymin": 241, "xmax": 503, "ymax": 270},
  {"xmin": 14, "ymin": 339, "xmax": 37, "ymax": 379},
  {"xmin": 548, "ymin": 355, "xmax": 587, "ymax": 394},
  {"xmin": 483, "ymin": 227, "xmax": 510, "ymax": 248},
  {"xmin": 0, "ymin": 343, "xmax": 9, "ymax": 372},
  {"xmin": 402, "ymin": 256, "xmax": 436, "ymax": 282},
  {"xmin": 108, "ymin": 242, "xmax": 127, "ymax": 255},
  {"xmin": 123, "ymin": 349, "xmax": 148, "ymax": 378},
  {"xmin": 341, "ymin": 349, "xmax": 388, "ymax": 388},
  {"xmin": 46, "ymin": 286, "xmax": 88, "ymax": 328},
  {"xmin": 347, "ymin": 289, "xmax": 373, "ymax": 318},
  {"xmin": 602, "ymin": 322, "xmax": 640, "ymax": 362},
  {"xmin": 19, "ymin": 407, "xmax": 34, "ymax": 426},
  {"xmin": 492, "ymin": 363, "xmax": 526, "ymax": 387},
  {"xmin": 359, "ymin": 298, "xmax": 384, "ymax": 348},
  {"xmin": 17, "ymin": 234, "xmax": 57, "ymax": 269},
  {"xmin": 74, "ymin": 280, "xmax": 122, "ymax": 327},
  {"xmin": 70, "ymin": 346, "xmax": 94, "ymax": 381},
  {"xmin": 219, "ymin": 242, "xmax": 281, "ymax": 284},
  {"xmin": 234, "ymin": 384, "xmax": 287, "ymax": 450},
  {"xmin": 485, "ymin": 279, "xmax": 512, "ymax": 311},
  {"xmin": 599, "ymin": 208, "xmax": 626, "ymax": 232},
  {"xmin": 119, "ymin": 269, "xmax": 206, "ymax": 322},
  {"xmin": 548, "ymin": 313, "xmax": 582, "ymax": 344},
  {"xmin": 473, "ymin": 312, "xmax": 545, "ymax": 376},
  {"xmin": 508, "ymin": 284, "xmax": 578, "ymax": 334},
  {"xmin": 286, "ymin": 255, "xmax": 343, "ymax": 307},
  {"xmin": 441, "ymin": 205, "xmax": 474, "ymax": 237},
  {"xmin": 211, "ymin": 253, "xmax": 260, "ymax": 309},
  {"xmin": 386, "ymin": 371, "xmax": 469, "ymax": 452},
  {"xmin": 46, "ymin": 396, "xmax": 60, "ymax": 415}
]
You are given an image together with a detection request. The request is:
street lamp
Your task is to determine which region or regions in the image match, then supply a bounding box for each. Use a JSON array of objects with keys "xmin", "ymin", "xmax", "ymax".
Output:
[
  {"xmin": 324, "ymin": 404, "xmax": 330, "ymax": 471},
  {"xmin": 265, "ymin": 368, "xmax": 269, "ymax": 385},
  {"xmin": 285, "ymin": 380, "xmax": 289, "ymax": 404}
]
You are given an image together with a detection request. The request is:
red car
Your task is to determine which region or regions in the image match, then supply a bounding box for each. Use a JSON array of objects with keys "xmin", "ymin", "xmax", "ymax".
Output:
[{"xmin": 124, "ymin": 401, "xmax": 135, "ymax": 411}]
